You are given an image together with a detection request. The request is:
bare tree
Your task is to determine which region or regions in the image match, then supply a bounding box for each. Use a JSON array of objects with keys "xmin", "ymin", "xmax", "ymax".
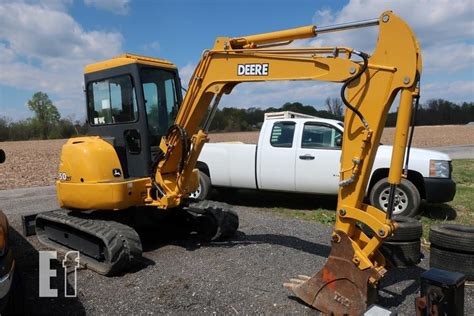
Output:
[{"xmin": 325, "ymin": 97, "xmax": 344, "ymax": 119}]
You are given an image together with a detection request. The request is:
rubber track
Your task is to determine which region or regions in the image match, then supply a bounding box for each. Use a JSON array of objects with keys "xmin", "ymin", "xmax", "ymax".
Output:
[{"xmin": 36, "ymin": 209, "xmax": 142, "ymax": 276}]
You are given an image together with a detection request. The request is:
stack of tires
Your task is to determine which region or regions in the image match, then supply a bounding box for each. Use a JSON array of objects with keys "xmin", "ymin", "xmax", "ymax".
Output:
[
  {"xmin": 363, "ymin": 216, "xmax": 423, "ymax": 267},
  {"xmin": 429, "ymin": 224, "xmax": 474, "ymax": 280},
  {"xmin": 380, "ymin": 216, "xmax": 423, "ymax": 267}
]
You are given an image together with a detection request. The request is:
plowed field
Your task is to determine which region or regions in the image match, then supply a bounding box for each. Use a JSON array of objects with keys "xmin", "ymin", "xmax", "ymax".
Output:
[{"xmin": 1, "ymin": 125, "xmax": 472, "ymax": 190}]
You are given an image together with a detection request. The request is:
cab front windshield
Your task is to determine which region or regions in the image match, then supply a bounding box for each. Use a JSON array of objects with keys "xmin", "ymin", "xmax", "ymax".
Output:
[{"xmin": 141, "ymin": 68, "xmax": 180, "ymax": 146}]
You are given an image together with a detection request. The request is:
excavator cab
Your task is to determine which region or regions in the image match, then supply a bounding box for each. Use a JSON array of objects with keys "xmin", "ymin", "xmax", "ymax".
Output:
[{"xmin": 84, "ymin": 54, "xmax": 182, "ymax": 179}]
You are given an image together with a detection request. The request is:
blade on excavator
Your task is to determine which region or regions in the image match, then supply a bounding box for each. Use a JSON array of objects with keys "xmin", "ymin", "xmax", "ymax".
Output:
[{"xmin": 284, "ymin": 230, "xmax": 384, "ymax": 315}]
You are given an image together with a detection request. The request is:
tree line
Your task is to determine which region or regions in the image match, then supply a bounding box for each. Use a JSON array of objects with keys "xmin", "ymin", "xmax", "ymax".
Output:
[
  {"xmin": 0, "ymin": 92, "xmax": 472, "ymax": 141},
  {"xmin": 208, "ymin": 98, "xmax": 474, "ymax": 132},
  {"xmin": 0, "ymin": 92, "xmax": 89, "ymax": 141}
]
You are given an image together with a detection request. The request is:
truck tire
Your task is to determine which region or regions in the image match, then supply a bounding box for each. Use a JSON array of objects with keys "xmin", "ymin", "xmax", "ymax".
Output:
[
  {"xmin": 369, "ymin": 177, "xmax": 421, "ymax": 217},
  {"xmin": 430, "ymin": 246, "xmax": 474, "ymax": 280},
  {"xmin": 189, "ymin": 170, "xmax": 211, "ymax": 200},
  {"xmin": 380, "ymin": 240, "xmax": 421, "ymax": 267},
  {"xmin": 389, "ymin": 216, "xmax": 423, "ymax": 241},
  {"xmin": 361, "ymin": 215, "xmax": 422, "ymax": 242},
  {"xmin": 429, "ymin": 224, "xmax": 474, "ymax": 253}
]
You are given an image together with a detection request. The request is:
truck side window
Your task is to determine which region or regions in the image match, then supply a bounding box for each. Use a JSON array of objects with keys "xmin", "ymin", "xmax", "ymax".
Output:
[
  {"xmin": 270, "ymin": 121, "xmax": 296, "ymax": 148},
  {"xmin": 301, "ymin": 123, "xmax": 342, "ymax": 149},
  {"xmin": 87, "ymin": 75, "xmax": 138, "ymax": 125}
]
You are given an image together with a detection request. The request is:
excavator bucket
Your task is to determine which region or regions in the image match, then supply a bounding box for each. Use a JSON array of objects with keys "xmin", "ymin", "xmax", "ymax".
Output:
[{"xmin": 284, "ymin": 231, "xmax": 383, "ymax": 315}]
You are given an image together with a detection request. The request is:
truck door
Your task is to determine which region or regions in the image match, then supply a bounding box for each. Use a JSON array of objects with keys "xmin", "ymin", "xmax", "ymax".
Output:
[
  {"xmin": 258, "ymin": 121, "xmax": 297, "ymax": 191},
  {"xmin": 295, "ymin": 122, "xmax": 342, "ymax": 194}
]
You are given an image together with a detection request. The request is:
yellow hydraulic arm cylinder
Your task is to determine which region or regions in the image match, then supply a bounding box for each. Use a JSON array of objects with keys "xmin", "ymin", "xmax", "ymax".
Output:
[{"xmin": 147, "ymin": 11, "xmax": 421, "ymax": 314}]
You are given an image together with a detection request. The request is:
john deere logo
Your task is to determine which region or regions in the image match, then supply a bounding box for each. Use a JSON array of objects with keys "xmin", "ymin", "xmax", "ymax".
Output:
[
  {"xmin": 113, "ymin": 169, "xmax": 122, "ymax": 177},
  {"xmin": 237, "ymin": 63, "xmax": 269, "ymax": 76}
]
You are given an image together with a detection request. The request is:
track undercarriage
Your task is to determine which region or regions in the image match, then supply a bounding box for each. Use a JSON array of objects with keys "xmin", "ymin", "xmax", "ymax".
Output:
[{"xmin": 35, "ymin": 201, "xmax": 239, "ymax": 276}]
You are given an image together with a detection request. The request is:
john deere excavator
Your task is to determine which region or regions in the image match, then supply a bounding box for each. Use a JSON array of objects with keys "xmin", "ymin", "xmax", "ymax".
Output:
[{"xmin": 35, "ymin": 11, "xmax": 421, "ymax": 314}]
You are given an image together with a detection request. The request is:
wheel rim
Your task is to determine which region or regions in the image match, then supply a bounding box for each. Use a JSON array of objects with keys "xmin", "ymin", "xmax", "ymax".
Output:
[
  {"xmin": 189, "ymin": 182, "xmax": 202, "ymax": 199},
  {"xmin": 378, "ymin": 186, "xmax": 409, "ymax": 215}
]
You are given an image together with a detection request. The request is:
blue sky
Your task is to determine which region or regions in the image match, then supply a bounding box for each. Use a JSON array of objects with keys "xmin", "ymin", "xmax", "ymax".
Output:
[{"xmin": 0, "ymin": 0, "xmax": 473, "ymax": 121}]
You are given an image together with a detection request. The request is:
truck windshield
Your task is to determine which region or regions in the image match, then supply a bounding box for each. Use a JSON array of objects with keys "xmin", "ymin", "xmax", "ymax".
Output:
[{"xmin": 141, "ymin": 68, "xmax": 179, "ymax": 146}]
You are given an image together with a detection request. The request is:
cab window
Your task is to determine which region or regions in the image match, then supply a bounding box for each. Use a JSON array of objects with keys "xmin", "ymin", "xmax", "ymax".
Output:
[
  {"xmin": 270, "ymin": 121, "xmax": 296, "ymax": 148},
  {"xmin": 87, "ymin": 75, "xmax": 138, "ymax": 125},
  {"xmin": 301, "ymin": 123, "xmax": 342, "ymax": 148},
  {"xmin": 141, "ymin": 68, "xmax": 179, "ymax": 146}
]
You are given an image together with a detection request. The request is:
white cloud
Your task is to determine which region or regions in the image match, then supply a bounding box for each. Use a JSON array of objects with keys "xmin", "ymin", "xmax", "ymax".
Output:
[
  {"xmin": 0, "ymin": 1, "xmax": 123, "ymax": 118},
  {"xmin": 183, "ymin": 1, "xmax": 473, "ymax": 111},
  {"xmin": 33, "ymin": 0, "xmax": 73, "ymax": 11},
  {"xmin": 423, "ymin": 80, "xmax": 474, "ymax": 102},
  {"xmin": 310, "ymin": 0, "xmax": 474, "ymax": 74},
  {"xmin": 423, "ymin": 42, "xmax": 474, "ymax": 74},
  {"xmin": 84, "ymin": 0, "xmax": 130, "ymax": 15},
  {"xmin": 141, "ymin": 41, "xmax": 160, "ymax": 53},
  {"xmin": 221, "ymin": 81, "xmax": 339, "ymax": 109},
  {"xmin": 179, "ymin": 62, "xmax": 197, "ymax": 88}
]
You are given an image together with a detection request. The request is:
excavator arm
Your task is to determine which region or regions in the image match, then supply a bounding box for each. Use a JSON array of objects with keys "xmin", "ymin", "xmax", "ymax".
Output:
[{"xmin": 148, "ymin": 11, "xmax": 421, "ymax": 314}]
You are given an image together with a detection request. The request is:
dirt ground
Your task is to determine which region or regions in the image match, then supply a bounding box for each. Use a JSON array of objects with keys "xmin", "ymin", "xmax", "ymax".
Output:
[
  {"xmin": 209, "ymin": 125, "xmax": 474, "ymax": 146},
  {"xmin": 0, "ymin": 125, "xmax": 472, "ymax": 190}
]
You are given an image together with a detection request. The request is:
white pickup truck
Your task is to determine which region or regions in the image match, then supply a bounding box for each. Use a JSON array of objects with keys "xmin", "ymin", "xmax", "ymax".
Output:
[{"xmin": 193, "ymin": 111, "xmax": 456, "ymax": 217}]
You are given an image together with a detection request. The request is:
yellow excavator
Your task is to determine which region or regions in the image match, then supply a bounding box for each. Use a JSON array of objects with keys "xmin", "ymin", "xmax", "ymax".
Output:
[{"xmin": 35, "ymin": 11, "xmax": 421, "ymax": 314}]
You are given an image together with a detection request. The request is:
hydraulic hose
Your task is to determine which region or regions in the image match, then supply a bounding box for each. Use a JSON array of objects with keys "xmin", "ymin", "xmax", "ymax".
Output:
[
  {"xmin": 166, "ymin": 124, "xmax": 190, "ymax": 174},
  {"xmin": 404, "ymin": 78, "xmax": 421, "ymax": 176},
  {"xmin": 340, "ymin": 50, "xmax": 370, "ymax": 130}
]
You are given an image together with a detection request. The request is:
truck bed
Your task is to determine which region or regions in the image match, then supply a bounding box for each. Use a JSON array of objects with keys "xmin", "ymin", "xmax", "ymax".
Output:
[{"xmin": 199, "ymin": 143, "xmax": 258, "ymax": 189}]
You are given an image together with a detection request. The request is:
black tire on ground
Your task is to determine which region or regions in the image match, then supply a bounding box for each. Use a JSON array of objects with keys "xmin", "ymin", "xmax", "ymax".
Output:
[
  {"xmin": 361, "ymin": 215, "xmax": 422, "ymax": 242},
  {"xmin": 429, "ymin": 224, "xmax": 474, "ymax": 253},
  {"xmin": 389, "ymin": 216, "xmax": 423, "ymax": 241},
  {"xmin": 430, "ymin": 245, "xmax": 474, "ymax": 280},
  {"xmin": 380, "ymin": 240, "xmax": 421, "ymax": 267},
  {"xmin": 189, "ymin": 170, "xmax": 211, "ymax": 200},
  {"xmin": 188, "ymin": 200, "xmax": 239, "ymax": 241},
  {"xmin": 369, "ymin": 177, "xmax": 421, "ymax": 217}
]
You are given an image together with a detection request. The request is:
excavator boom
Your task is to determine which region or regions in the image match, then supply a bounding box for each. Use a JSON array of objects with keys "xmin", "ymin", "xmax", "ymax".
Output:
[{"xmin": 149, "ymin": 11, "xmax": 421, "ymax": 314}]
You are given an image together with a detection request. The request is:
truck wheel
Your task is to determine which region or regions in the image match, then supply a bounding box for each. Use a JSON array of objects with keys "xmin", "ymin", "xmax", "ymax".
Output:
[
  {"xmin": 189, "ymin": 170, "xmax": 211, "ymax": 200},
  {"xmin": 369, "ymin": 177, "xmax": 421, "ymax": 217}
]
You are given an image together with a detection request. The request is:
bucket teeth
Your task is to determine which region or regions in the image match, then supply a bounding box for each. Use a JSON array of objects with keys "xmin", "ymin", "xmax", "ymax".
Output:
[
  {"xmin": 284, "ymin": 275, "xmax": 310, "ymax": 289},
  {"xmin": 283, "ymin": 231, "xmax": 383, "ymax": 315}
]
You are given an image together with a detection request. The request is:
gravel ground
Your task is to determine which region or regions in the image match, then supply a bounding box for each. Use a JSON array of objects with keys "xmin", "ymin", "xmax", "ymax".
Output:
[{"xmin": 1, "ymin": 187, "xmax": 472, "ymax": 315}]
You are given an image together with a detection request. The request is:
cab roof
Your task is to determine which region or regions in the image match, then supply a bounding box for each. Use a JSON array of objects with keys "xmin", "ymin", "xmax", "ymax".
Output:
[{"xmin": 84, "ymin": 53, "xmax": 177, "ymax": 74}]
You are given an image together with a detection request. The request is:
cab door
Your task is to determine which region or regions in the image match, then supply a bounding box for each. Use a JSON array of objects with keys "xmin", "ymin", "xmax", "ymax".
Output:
[
  {"xmin": 258, "ymin": 121, "xmax": 297, "ymax": 191},
  {"xmin": 295, "ymin": 122, "xmax": 342, "ymax": 194}
]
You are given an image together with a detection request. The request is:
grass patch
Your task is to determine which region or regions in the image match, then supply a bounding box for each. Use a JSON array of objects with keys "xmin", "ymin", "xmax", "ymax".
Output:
[
  {"xmin": 419, "ymin": 159, "xmax": 474, "ymax": 239},
  {"xmin": 263, "ymin": 207, "xmax": 336, "ymax": 225},
  {"xmin": 262, "ymin": 159, "xmax": 473, "ymax": 238}
]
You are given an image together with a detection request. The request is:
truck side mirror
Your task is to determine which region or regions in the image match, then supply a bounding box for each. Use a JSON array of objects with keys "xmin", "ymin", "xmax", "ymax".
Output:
[
  {"xmin": 0, "ymin": 149, "xmax": 5, "ymax": 164},
  {"xmin": 335, "ymin": 138, "xmax": 342, "ymax": 147}
]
